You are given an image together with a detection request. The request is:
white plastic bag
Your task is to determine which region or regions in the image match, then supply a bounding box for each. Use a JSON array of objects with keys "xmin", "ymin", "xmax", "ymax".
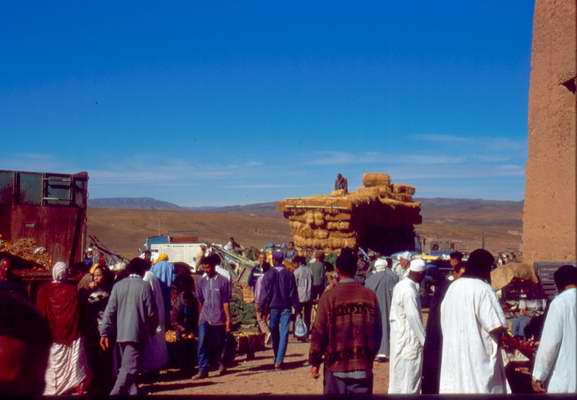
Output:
[{"xmin": 294, "ymin": 315, "xmax": 308, "ymax": 338}]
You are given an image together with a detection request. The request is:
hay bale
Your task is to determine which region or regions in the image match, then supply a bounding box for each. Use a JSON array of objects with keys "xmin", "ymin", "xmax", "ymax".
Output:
[
  {"xmin": 313, "ymin": 230, "xmax": 329, "ymax": 239},
  {"xmin": 289, "ymin": 221, "xmax": 303, "ymax": 230},
  {"xmin": 393, "ymin": 184, "xmax": 416, "ymax": 195},
  {"xmin": 313, "ymin": 218, "xmax": 325, "ymax": 227},
  {"xmin": 328, "ymin": 238, "xmax": 344, "ymax": 248},
  {"xmin": 356, "ymin": 187, "xmax": 380, "ymax": 195},
  {"xmin": 363, "ymin": 173, "xmax": 391, "ymax": 187},
  {"xmin": 293, "ymin": 236, "xmax": 308, "ymax": 247},
  {"xmin": 295, "ymin": 225, "xmax": 316, "ymax": 238},
  {"xmin": 343, "ymin": 238, "xmax": 356, "ymax": 248},
  {"xmin": 378, "ymin": 186, "xmax": 392, "ymax": 197},
  {"xmin": 330, "ymin": 231, "xmax": 356, "ymax": 239},
  {"xmin": 394, "ymin": 194, "xmax": 413, "ymax": 202},
  {"xmin": 326, "ymin": 221, "xmax": 351, "ymax": 231},
  {"xmin": 325, "ymin": 213, "xmax": 352, "ymax": 222}
]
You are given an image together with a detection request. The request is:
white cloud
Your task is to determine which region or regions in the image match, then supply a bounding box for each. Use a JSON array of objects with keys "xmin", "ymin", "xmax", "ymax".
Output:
[
  {"xmin": 415, "ymin": 133, "xmax": 527, "ymax": 152},
  {"xmin": 89, "ymin": 157, "xmax": 266, "ymax": 185},
  {"xmin": 414, "ymin": 134, "xmax": 473, "ymax": 144},
  {"xmin": 0, "ymin": 153, "xmax": 69, "ymax": 172},
  {"xmin": 227, "ymin": 183, "xmax": 302, "ymax": 189},
  {"xmin": 305, "ymin": 151, "xmax": 468, "ymax": 166},
  {"xmin": 390, "ymin": 163, "xmax": 524, "ymax": 180},
  {"xmin": 305, "ymin": 151, "xmax": 382, "ymax": 166}
]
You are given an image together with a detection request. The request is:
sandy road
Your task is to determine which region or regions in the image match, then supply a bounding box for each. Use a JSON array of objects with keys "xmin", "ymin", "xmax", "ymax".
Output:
[{"xmin": 142, "ymin": 339, "xmax": 390, "ymax": 395}]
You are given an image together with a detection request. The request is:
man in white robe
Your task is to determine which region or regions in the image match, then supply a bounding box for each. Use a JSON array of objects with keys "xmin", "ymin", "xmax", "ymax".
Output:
[
  {"xmin": 439, "ymin": 248, "xmax": 509, "ymax": 394},
  {"xmin": 388, "ymin": 259, "xmax": 426, "ymax": 394},
  {"xmin": 532, "ymin": 265, "xmax": 576, "ymax": 393},
  {"xmin": 393, "ymin": 252, "xmax": 411, "ymax": 280}
]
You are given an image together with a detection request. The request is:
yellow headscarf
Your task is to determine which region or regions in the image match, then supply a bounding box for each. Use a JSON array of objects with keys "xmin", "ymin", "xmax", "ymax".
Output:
[
  {"xmin": 157, "ymin": 253, "xmax": 169, "ymax": 262},
  {"xmin": 89, "ymin": 263, "xmax": 99, "ymax": 274}
]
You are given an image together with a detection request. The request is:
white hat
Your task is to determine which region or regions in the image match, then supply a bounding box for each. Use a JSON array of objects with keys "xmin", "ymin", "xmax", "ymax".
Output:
[
  {"xmin": 374, "ymin": 258, "xmax": 388, "ymax": 271},
  {"xmin": 399, "ymin": 251, "xmax": 412, "ymax": 260},
  {"xmin": 409, "ymin": 259, "xmax": 426, "ymax": 272}
]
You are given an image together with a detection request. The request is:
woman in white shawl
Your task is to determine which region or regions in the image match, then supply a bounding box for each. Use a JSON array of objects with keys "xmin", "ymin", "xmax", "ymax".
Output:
[
  {"xmin": 36, "ymin": 262, "xmax": 91, "ymax": 394},
  {"xmin": 142, "ymin": 268, "xmax": 169, "ymax": 375}
]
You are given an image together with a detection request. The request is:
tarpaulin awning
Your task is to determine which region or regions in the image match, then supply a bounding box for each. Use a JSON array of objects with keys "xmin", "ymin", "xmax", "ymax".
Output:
[{"xmin": 491, "ymin": 262, "xmax": 539, "ymax": 291}]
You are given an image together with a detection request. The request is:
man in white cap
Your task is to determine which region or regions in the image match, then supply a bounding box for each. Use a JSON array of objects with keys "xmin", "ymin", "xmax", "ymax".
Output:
[
  {"xmin": 365, "ymin": 257, "xmax": 399, "ymax": 362},
  {"xmin": 388, "ymin": 259, "xmax": 426, "ymax": 394},
  {"xmin": 393, "ymin": 252, "xmax": 412, "ymax": 280}
]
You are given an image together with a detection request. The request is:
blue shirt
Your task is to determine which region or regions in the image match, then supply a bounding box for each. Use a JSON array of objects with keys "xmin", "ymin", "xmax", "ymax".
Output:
[
  {"xmin": 151, "ymin": 260, "xmax": 175, "ymax": 302},
  {"xmin": 196, "ymin": 274, "xmax": 230, "ymax": 326}
]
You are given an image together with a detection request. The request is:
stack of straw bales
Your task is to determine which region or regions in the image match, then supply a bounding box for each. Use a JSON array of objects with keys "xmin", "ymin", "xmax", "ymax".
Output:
[{"xmin": 277, "ymin": 173, "xmax": 421, "ymax": 253}]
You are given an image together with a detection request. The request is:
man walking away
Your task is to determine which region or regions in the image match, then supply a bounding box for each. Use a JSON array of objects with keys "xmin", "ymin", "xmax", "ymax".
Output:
[
  {"xmin": 309, "ymin": 251, "xmax": 327, "ymax": 301},
  {"xmin": 257, "ymin": 251, "xmax": 300, "ymax": 369},
  {"xmin": 100, "ymin": 258, "xmax": 157, "ymax": 396},
  {"xmin": 194, "ymin": 254, "xmax": 232, "ymax": 379},
  {"xmin": 309, "ymin": 248, "xmax": 381, "ymax": 395},
  {"xmin": 439, "ymin": 249, "xmax": 509, "ymax": 394},
  {"xmin": 364, "ymin": 257, "xmax": 399, "ymax": 362},
  {"xmin": 532, "ymin": 265, "xmax": 576, "ymax": 393},
  {"xmin": 388, "ymin": 259, "xmax": 426, "ymax": 394},
  {"xmin": 422, "ymin": 252, "xmax": 466, "ymax": 394},
  {"xmin": 293, "ymin": 255, "xmax": 313, "ymax": 339},
  {"xmin": 254, "ymin": 257, "xmax": 272, "ymax": 343}
]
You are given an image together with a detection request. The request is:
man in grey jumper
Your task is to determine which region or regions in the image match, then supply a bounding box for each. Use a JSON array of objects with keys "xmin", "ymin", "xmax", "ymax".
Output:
[
  {"xmin": 100, "ymin": 258, "xmax": 157, "ymax": 396},
  {"xmin": 309, "ymin": 251, "xmax": 327, "ymax": 301},
  {"xmin": 293, "ymin": 255, "xmax": 313, "ymax": 338}
]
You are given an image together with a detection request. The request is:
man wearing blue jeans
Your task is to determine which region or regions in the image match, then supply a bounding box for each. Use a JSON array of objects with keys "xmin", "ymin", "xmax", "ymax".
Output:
[
  {"xmin": 193, "ymin": 254, "xmax": 231, "ymax": 379},
  {"xmin": 258, "ymin": 251, "xmax": 301, "ymax": 369}
]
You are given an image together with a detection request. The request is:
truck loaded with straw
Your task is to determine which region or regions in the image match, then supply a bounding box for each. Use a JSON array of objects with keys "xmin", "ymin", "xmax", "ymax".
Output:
[{"xmin": 277, "ymin": 172, "xmax": 422, "ymax": 255}]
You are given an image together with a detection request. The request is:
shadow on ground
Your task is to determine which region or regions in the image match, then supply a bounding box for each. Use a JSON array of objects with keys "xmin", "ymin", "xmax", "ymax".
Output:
[
  {"xmin": 238, "ymin": 359, "xmax": 307, "ymax": 375},
  {"xmin": 142, "ymin": 381, "xmax": 216, "ymax": 394}
]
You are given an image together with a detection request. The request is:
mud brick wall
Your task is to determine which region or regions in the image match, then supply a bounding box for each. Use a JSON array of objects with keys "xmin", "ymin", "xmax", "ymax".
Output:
[{"xmin": 523, "ymin": 0, "xmax": 577, "ymax": 265}]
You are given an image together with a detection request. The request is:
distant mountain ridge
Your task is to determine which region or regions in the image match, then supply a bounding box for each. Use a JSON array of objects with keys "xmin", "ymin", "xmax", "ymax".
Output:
[
  {"xmin": 89, "ymin": 197, "xmax": 181, "ymax": 209},
  {"xmin": 89, "ymin": 197, "xmax": 523, "ymax": 218}
]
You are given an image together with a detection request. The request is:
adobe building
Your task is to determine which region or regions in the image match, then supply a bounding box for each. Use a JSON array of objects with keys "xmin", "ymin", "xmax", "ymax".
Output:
[{"xmin": 522, "ymin": 0, "xmax": 577, "ymax": 266}]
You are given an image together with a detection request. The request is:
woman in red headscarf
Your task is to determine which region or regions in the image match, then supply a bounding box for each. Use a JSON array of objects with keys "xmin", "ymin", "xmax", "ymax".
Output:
[{"xmin": 36, "ymin": 261, "xmax": 91, "ymax": 395}]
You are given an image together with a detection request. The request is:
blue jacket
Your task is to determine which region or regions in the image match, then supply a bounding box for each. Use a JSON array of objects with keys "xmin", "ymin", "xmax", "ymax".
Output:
[{"xmin": 257, "ymin": 265, "xmax": 301, "ymax": 312}]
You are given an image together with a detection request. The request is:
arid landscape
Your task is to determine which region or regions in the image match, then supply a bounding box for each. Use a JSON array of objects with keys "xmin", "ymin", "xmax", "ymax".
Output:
[{"xmin": 88, "ymin": 197, "xmax": 523, "ymax": 258}]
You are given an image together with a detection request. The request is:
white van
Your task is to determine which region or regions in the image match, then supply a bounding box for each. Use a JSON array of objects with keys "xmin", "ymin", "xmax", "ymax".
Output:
[{"xmin": 146, "ymin": 243, "xmax": 205, "ymax": 272}]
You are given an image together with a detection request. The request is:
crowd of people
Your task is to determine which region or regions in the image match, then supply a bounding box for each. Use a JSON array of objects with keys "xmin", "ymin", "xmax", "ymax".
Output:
[{"xmin": 0, "ymin": 242, "xmax": 575, "ymax": 396}]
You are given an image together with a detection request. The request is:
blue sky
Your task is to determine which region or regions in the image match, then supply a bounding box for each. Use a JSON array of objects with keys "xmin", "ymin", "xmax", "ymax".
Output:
[{"xmin": 0, "ymin": 1, "xmax": 533, "ymax": 206}]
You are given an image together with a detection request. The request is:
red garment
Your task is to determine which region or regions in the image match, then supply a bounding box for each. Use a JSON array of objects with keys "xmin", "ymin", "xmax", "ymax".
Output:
[{"xmin": 36, "ymin": 282, "xmax": 81, "ymax": 345}]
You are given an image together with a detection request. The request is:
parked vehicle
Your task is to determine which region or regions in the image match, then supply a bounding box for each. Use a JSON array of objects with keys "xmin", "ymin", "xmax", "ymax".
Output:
[{"xmin": 0, "ymin": 169, "xmax": 88, "ymax": 301}]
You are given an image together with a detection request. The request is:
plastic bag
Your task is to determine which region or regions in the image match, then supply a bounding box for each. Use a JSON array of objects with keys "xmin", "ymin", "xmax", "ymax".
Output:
[{"xmin": 294, "ymin": 315, "xmax": 308, "ymax": 338}]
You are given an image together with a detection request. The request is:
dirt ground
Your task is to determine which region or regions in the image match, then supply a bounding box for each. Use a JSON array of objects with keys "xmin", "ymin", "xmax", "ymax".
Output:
[{"xmin": 141, "ymin": 339, "xmax": 390, "ymax": 395}]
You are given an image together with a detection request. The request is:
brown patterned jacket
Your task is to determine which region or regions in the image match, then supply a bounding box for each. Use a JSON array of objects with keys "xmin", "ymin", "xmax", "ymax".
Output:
[{"xmin": 309, "ymin": 279, "xmax": 381, "ymax": 373}]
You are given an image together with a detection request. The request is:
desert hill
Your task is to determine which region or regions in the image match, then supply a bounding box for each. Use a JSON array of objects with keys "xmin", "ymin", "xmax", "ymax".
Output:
[
  {"xmin": 87, "ymin": 197, "xmax": 523, "ymax": 258},
  {"xmin": 89, "ymin": 197, "xmax": 181, "ymax": 210}
]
